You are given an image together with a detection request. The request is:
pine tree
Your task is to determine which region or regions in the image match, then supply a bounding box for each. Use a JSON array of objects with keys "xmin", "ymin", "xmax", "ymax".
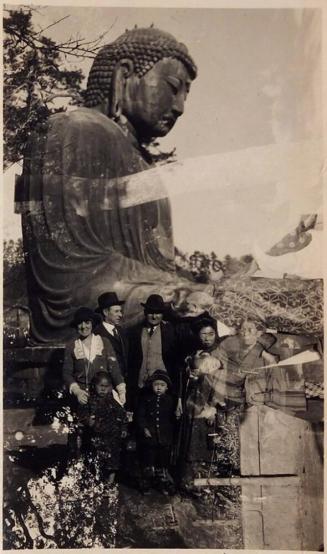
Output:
[{"xmin": 3, "ymin": 8, "xmax": 84, "ymax": 168}]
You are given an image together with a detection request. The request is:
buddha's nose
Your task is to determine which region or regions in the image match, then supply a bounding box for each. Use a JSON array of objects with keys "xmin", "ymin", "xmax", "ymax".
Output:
[{"xmin": 172, "ymin": 93, "xmax": 184, "ymax": 117}]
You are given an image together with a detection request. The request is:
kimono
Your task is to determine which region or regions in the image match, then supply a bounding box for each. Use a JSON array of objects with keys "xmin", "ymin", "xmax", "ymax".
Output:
[{"xmin": 179, "ymin": 344, "xmax": 225, "ymax": 465}]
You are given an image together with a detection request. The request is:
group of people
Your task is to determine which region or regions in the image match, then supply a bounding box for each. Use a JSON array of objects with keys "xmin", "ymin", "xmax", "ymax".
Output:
[{"xmin": 63, "ymin": 290, "xmax": 279, "ymax": 495}]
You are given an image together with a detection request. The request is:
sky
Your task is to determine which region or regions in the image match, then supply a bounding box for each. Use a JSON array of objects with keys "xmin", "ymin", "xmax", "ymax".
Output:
[{"xmin": 3, "ymin": 4, "xmax": 324, "ymax": 261}]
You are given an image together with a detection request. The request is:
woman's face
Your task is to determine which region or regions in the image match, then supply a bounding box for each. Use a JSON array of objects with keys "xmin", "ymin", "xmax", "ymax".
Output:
[
  {"xmin": 199, "ymin": 326, "xmax": 216, "ymax": 348},
  {"xmin": 77, "ymin": 319, "xmax": 93, "ymax": 338}
]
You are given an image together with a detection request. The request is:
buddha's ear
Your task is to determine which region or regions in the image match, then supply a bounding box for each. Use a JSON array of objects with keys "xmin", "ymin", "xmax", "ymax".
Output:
[{"xmin": 110, "ymin": 58, "xmax": 134, "ymax": 120}]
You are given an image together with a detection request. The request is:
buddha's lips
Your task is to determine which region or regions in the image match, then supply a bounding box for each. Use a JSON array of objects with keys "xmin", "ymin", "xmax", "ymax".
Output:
[{"xmin": 159, "ymin": 116, "xmax": 176, "ymax": 127}]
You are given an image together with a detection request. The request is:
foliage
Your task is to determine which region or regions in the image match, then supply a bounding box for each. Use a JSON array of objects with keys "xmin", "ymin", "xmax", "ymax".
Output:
[
  {"xmin": 143, "ymin": 140, "xmax": 177, "ymax": 165},
  {"xmin": 175, "ymin": 247, "xmax": 256, "ymax": 283},
  {"xmin": 175, "ymin": 247, "xmax": 224, "ymax": 283},
  {"xmin": 3, "ymin": 7, "xmax": 84, "ymax": 168},
  {"xmin": 3, "ymin": 238, "xmax": 24, "ymax": 272}
]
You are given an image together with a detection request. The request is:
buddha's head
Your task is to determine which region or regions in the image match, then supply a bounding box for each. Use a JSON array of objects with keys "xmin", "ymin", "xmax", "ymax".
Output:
[{"xmin": 85, "ymin": 27, "xmax": 197, "ymax": 143}]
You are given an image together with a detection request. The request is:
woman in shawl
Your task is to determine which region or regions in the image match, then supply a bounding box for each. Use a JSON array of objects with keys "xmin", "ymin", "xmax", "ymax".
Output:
[{"xmin": 62, "ymin": 307, "xmax": 126, "ymax": 453}]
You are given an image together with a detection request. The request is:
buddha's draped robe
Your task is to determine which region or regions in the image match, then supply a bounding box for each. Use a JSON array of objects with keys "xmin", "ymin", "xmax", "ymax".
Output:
[
  {"xmin": 20, "ymin": 108, "xmax": 323, "ymax": 343},
  {"xmin": 21, "ymin": 108, "xmax": 176, "ymax": 342}
]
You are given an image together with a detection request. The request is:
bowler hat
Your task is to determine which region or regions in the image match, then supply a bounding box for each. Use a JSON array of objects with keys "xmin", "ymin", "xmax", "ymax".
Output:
[
  {"xmin": 96, "ymin": 292, "xmax": 125, "ymax": 312},
  {"xmin": 141, "ymin": 294, "xmax": 166, "ymax": 313},
  {"xmin": 70, "ymin": 307, "xmax": 100, "ymax": 328},
  {"xmin": 147, "ymin": 370, "xmax": 172, "ymax": 388}
]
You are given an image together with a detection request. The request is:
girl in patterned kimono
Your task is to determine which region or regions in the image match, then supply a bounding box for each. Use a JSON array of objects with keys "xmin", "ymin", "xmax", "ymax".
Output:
[{"xmin": 177, "ymin": 319, "xmax": 226, "ymax": 488}]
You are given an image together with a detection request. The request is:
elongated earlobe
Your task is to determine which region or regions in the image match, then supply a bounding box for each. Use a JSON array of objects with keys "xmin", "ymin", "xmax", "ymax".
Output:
[{"xmin": 109, "ymin": 59, "xmax": 134, "ymax": 121}]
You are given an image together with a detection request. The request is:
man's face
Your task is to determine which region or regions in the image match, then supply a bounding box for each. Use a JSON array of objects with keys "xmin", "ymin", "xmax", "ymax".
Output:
[
  {"xmin": 240, "ymin": 321, "xmax": 262, "ymax": 347},
  {"xmin": 95, "ymin": 377, "xmax": 112, "ymax": 398},
  {"xmin": 199, "ymin": 326, "xmax": 216, "ymax": 349},
  {"xmin": 104, "ymin": 305, "xmax": 123, "ymax": 326},
  {"xmin": 123, "ymin": 58, "xmax": 191, "ymax": 141},
  {"xmin": 152, "ymin": 379, "xmax": 168, "ymax": 396},
  {"xmin": 145, "ymin": 312, "xmax": 163, "ymax": 327}
]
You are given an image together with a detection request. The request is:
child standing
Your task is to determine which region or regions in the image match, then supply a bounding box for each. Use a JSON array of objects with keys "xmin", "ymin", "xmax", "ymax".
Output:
[
  {"xmin": 79, "ymin": 371, "xmax": 128, "ymax": 484},
  {"xmin": 136, "ymin": 370, "xmax": 176, "ymax": 495}
]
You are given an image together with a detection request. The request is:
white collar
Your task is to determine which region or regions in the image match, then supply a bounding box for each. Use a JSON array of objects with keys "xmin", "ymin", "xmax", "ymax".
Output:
[
  {"xmin": 74, "ymin": 334, "xmax": 104, "ymax": 362},
  {"xmin": 103, "ymin": 321, "xmax": 116, "ymax": 335}
]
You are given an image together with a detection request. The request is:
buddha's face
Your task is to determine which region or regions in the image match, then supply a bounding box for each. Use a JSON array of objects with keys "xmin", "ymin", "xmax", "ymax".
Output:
[{"xmin": 123, "ymin": 58, "xmax": 191, "ymax": 141}]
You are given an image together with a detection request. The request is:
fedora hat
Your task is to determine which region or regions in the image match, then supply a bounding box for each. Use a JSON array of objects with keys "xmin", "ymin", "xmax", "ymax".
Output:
[
  {"xmin": 141, "ymin": 294, "xmax": 166, "ymax": 313},
  {"xmin": 147, "ymin": 370, "xmax": 172, "ymax": 388},
  {"xmin": 70, "ymin": 307, "xmax": 100, "ymax": 328},
  {"xmin": 96, "ymin": 292, "xmax": 125, "ymax": 312}
]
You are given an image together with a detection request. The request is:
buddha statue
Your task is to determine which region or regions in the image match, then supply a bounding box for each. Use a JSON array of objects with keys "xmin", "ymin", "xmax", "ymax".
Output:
[
  {"xmin": 19, "ymin": 27, "xmax": 323, "ymax": 343},
  {"xmin": 20, "ymin": 27, "xmax": 197, "ymax": 342}
]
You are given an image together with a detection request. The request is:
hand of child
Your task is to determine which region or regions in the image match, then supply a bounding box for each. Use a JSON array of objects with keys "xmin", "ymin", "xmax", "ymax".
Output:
[
  {"xmin": 144, "ymin": 428, "xmax": 152, "ymax": 438},
  {"xmin": 262, "ymin": 351, "xmax": 279, "ymax": 365},
  {"xmin": 127, "ymin": 411, "xmax": 134, "ymax": 423},
  {"xmin": 193, "ymin": 350, "xmax": 209, "ymax": 368},
  {"xmin": 206, "ymin": 415, "xmax": 216, "ymax": 426},
  {"xmin": 175, "ymin": 398, "xmax": 183, "ymax": 419},
  {"xmin": 200, "ymin": 404, "xmax": 217, "ymax": 425},
  {"xmin": 215, "ymin": 358, "xmax": 222, "ymax": 369}
]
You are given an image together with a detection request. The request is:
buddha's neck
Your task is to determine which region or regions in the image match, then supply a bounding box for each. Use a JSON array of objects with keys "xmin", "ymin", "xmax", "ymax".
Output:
[{"xmin": 91, "ymin": 103, "xmax": 154, "ymax": 162}]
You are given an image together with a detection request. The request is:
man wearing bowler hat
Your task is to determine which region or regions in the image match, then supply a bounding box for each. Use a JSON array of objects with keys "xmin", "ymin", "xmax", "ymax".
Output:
[
  {"xmin": 94, "ymin": 292, "xmax": 129, "ymax": 384},
  {"xmin": 127, "ymin": 294, "xmax": 180, "ymax": 411}
]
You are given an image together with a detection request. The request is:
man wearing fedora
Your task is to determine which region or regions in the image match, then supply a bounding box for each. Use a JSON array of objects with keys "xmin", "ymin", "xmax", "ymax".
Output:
[
  {"xmin": 127, "ymin": 294, "xmax": 181, "ymax": 411},
  {"xmin": 94, "ymin": 292, "xmax": 129, "ymax": 389}
]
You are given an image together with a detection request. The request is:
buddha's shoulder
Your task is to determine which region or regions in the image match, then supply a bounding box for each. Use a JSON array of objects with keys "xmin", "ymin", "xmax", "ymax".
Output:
[{"xmin": 48, "ymin": 108, "xmax": 124, "ymax": 139}]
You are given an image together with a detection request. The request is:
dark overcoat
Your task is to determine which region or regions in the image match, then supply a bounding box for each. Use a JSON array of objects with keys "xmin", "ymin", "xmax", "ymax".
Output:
[
  {"xmin": 127, "ymin": 320, "xmax": 181, "ymax": 400},
  {"xmin": 94, "ymin": 322, "xmax": 129, "ymax": 378},
  {"xmin": 136, "ymin": 391, "xmax": 175, "ymax": 447}
]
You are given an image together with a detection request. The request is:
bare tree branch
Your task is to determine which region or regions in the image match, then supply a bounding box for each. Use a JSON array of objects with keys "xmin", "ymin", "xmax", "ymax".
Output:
[{"xmin": 36, "ymin": 14, "xmax": 70, "ymax": 35}]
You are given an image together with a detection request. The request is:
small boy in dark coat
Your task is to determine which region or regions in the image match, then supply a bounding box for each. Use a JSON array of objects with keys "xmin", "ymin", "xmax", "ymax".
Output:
[{"xmin": 136, "ymin": 370, "xmax": 176, "ymax": 495}]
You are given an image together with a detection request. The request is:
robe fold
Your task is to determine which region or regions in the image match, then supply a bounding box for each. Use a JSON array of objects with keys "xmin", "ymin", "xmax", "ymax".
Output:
[{"xmin": 21, "ymin": 108, "xmax": 175, "ymax": 342}]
